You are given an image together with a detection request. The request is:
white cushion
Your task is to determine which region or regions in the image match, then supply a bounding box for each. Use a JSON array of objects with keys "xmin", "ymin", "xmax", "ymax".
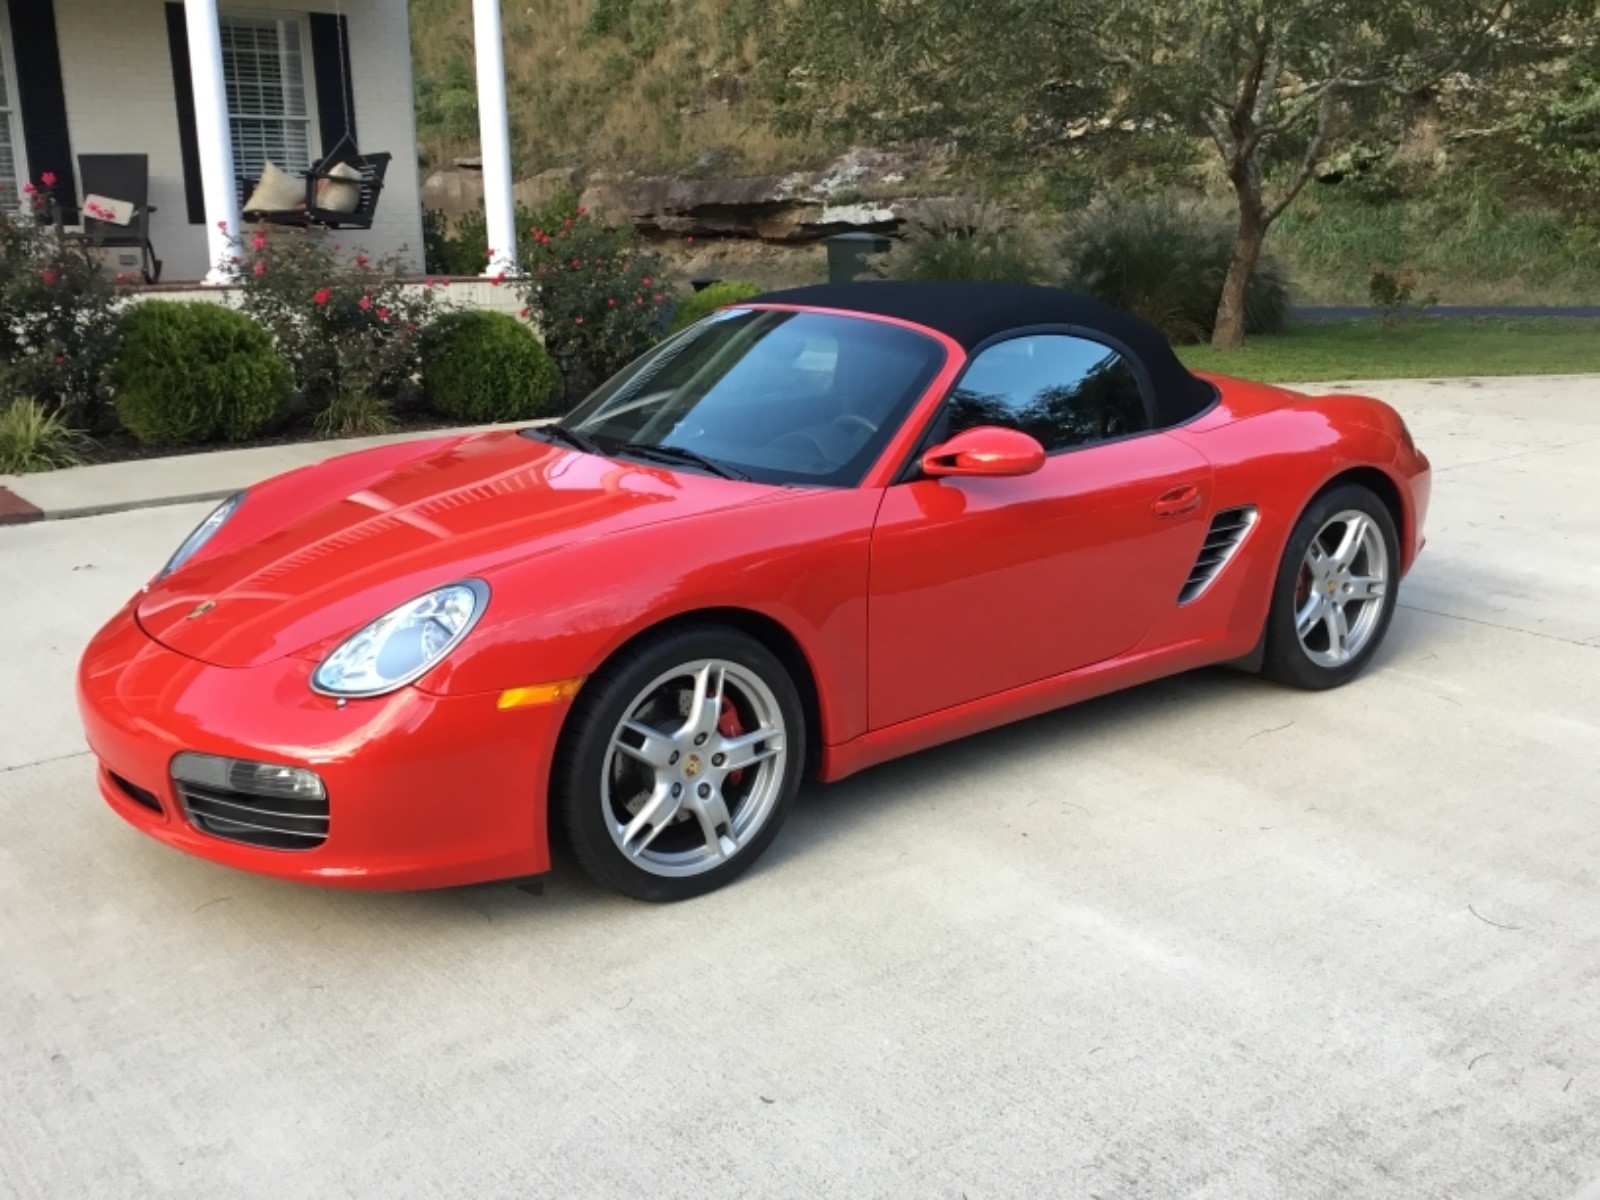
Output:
[
  {"xmin": 243, "ymin": 161, "xmax": 305, "ymax": 214},
  {"xmin": 83, "ymin": 194, "xmax": 135, "ymax": 226},
  {"xmin": 316, "ymin": 161, "xmax": 363, "ymax": 213}
]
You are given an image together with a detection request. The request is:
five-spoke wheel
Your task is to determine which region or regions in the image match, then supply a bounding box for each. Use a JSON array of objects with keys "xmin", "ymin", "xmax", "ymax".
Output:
[
  {"xmin": 554, "ymin": 626, "xmax": 806, "ymax": 901},
  {"xmin": 1292, "ymin": 510, "xmax": 1390, "ymax": 668},
  {"xmin": 1263, "ymin": 483, "xmax": 1400, "ymax": 689},
  {"xmin": 604, "ymin": 659, "xmax": 788, "ymax": 875}
]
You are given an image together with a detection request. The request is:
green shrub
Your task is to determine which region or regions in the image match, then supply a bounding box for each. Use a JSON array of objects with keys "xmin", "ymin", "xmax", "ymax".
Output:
[
  {"xmin": 423, "ymin": 203, "xmax": 539, "ymax": 276},
  {"xmin": 1064, "ymin": 194, "xmax": 1291, "ymax": 344},
  {"xmin": 890, "ymin": 201, "xmax": 1042, "ymax": 284},
  {"xmin": 1368, "ymin": 262, "xmax": 1439, "ymax": 328},
  {"xmin": 113, "ymin": 302, "xmax": 292, "ymax": 446},
  {"xmin": 0, "ymin": 398, "xmax": 89, "ymax": 473},
  {"xmin": 423, "ymin": 311, "xmax": 561, "ymax": 423},
  {"xmin": 668, "ymin": 280, "xmax": 764, "ymax": 332},
  {"xmin": 413, "ymin": 58, "xmax": 479, "ymax": 151},
  {"xmin": 315, "ymin": 391, "xmax": 398, "ymax": 438},
  {"xmin": 586, "ymin": 0, "xmax": 670, "ymax": 56}
]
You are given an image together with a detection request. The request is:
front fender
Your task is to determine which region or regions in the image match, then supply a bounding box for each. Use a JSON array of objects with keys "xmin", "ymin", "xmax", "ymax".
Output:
[{"xmin": 419, "ymin": 487, "xmax": 882, "ymax": 748}]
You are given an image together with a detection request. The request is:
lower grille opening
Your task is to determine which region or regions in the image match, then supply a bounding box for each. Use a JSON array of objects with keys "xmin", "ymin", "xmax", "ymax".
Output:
[
  {"xmin": 109, "ymin": 772, "xmax": 162, "ymax": 814},
  {"xmin": 171, "ymin": 754, "xmax": 329, "ymax": 852}
]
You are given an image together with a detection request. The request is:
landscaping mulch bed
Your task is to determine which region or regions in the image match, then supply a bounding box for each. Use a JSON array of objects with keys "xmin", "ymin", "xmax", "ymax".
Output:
[{"xmin": 0, "ymin": 485, "xmax": 43, "ymax": 525}]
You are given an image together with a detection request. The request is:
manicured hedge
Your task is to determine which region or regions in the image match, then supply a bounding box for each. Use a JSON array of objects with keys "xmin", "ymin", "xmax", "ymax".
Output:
[
  {"xmin": 668, "ymin": 280, "xmax": 764, "ymax": 333},
  {"xmin": 113, "ymin": 301, "xmax": 292, "ymax": 445},
  {"xmin": 424, "ymin": 310, "xmax": 562, "ymax": 422}
]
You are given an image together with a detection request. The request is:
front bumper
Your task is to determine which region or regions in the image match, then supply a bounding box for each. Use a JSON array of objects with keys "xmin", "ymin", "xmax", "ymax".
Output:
[{"xmin": 76, "ymin": 602, "xmax": 564, "ymax": 890}]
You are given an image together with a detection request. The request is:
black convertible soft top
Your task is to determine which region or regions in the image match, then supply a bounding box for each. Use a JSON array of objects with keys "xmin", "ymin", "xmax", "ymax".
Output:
[{"xmin": 754, "ymin": 281, "xmax": 1216, "ymax": 427}]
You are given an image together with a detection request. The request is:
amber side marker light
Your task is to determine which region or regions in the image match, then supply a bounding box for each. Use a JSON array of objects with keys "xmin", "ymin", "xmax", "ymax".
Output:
[{"xmin": 498, "ymin": 679, "xmax": 586, "ymax": 709}]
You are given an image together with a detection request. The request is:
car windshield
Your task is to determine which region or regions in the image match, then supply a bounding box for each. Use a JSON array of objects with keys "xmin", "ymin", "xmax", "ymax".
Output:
[{"xmin": 552, "ymin": 308, "xmax": 947, "ymax": 487}]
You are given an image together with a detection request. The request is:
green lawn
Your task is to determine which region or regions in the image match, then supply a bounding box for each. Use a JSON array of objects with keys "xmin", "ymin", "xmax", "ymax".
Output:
[{"xmin": 1177, "ymin": 319, "xmax": 1600, "ymax": 383}]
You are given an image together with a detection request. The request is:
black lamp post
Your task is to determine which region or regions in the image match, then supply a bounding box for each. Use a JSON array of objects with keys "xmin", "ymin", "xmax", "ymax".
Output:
[{"xmin": 555, "ymin": 343, "xmax": 577, "ymax": 409}]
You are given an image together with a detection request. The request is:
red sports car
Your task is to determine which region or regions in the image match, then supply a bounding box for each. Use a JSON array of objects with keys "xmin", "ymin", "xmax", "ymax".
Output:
[{"xmin": 78, "ymin": 283, "xmax": 1431, "ymax": 901}]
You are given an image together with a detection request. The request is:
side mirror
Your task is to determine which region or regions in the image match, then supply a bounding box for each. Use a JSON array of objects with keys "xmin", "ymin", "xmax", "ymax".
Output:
[{"xmin": 920, "ymin": 426, "xmax": 1046, "ymax": 479}]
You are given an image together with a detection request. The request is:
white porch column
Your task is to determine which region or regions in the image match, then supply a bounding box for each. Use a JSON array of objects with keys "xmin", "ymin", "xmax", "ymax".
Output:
[
  {"xmin": 473, "ymin": 0, "xmax": 518, "ymax": 276},
  {"xmin": 185, "ymin": 0, "xmax": 241, "ymax": 285}
]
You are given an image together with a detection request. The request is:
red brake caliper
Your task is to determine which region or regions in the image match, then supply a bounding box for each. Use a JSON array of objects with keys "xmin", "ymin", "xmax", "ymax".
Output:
[{"xmin": 718, "ymin": 697, "xmax": 746, "ymax": 788}]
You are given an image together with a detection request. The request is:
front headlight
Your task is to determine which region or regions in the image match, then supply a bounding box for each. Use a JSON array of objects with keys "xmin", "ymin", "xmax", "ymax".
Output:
[
  {"xmin": 158, "ymin": 491, "xmax": 244, "ymax": 580},
  {"xmin": 311, "ymin": 580, "xmax": 489, "ymax": 698}
]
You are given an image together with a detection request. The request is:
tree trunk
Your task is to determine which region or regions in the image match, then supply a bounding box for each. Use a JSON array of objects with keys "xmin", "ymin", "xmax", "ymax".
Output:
[{"xmin": 1213, "ymin": 197, "xmax": 1267, "ymax": 350}]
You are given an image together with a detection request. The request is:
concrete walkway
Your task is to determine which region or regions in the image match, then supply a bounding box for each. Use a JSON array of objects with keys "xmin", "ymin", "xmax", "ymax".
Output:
[{"xmin": 2, "ymin": 374, "xmax": 1598, "ymax": 1197}]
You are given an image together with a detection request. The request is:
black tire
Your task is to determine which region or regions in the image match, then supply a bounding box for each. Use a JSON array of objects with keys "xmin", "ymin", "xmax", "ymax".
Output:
[
  {"xmin": 1261, "ymin": 483, "xmax": 1401, "ymax": 690},
  {"xmin": 552, "ymin": 624, "xmax": 806, "ymax": 902}
]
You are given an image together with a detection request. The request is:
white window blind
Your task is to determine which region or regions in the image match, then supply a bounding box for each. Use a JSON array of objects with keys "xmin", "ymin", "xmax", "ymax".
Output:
[
  {"xmin": 0, "ymin": 10, "xmax": 26, "ymax": 204},
  {"xmin": 220, "ymin": 14, "xmax": 314, "ymax": 189}
]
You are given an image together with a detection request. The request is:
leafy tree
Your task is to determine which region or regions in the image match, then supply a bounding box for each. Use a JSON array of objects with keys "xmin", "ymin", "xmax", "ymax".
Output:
[
  {"xmin": 1453, "ymin": 33, "xmax": 1600, "ymax": 213},
  {"xmin": 762, "ymin": 0, "xmax": 1596, "ymax": 347},
  {"xmin": 1100, "ymin": 0, "xmax": 1594, "ymax": 346}
]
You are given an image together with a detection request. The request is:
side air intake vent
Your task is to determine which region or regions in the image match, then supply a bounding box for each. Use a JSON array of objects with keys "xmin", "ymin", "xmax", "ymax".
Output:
[{"xmin": 1179, "ymin": 506, "xmax": 1258, "ymax": 604}]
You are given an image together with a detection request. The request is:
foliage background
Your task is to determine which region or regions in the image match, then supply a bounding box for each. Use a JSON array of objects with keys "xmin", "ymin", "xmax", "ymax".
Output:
[{"xmin": 409, "ymin": 0, "xmax": 1600, "ymax": 306}]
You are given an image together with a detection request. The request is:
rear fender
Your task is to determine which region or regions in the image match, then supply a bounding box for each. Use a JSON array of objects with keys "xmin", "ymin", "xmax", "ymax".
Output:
[{"xmin": 1159, "ymin": 400, "xmax": 1412, "ymax": 659}]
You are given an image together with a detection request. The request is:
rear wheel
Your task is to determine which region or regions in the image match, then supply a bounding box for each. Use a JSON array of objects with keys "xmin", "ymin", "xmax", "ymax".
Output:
[
  {"xmin": 1261, "ymin": 484, "xmax": 1399, "ymax": 690},
  {"xmin": 553, "ymin": 625, "xmax": 805, "ymax": 901}
]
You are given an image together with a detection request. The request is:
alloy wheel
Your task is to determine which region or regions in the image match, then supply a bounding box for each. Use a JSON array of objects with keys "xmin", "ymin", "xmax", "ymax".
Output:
[
  {"xmin": 1293, "ymin": 509, "xmax": 1390, "ymax": 669},
  {"xmin": 601, "ymin": 659, "xmax": 788, "ymax": 878}
]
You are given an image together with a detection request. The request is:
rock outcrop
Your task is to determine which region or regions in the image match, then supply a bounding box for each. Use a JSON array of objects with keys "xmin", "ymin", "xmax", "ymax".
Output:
[
  {"xmin": 424, "ymin": 147, "xmax": 948, "ymax": 244},
  {"xmin": 421, "ymin": 165, "xmax": 582, "ymax": 221}
]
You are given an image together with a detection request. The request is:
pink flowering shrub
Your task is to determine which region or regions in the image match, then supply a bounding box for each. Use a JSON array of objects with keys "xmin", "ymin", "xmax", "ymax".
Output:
[
  {"xmin": 0, "ymin": 177, "xmax": 124, "ymax": 427},
  {"xmin": 516, "ymin": 195, "xmax": 670, "ymax": 401},
  {"xmin": 231, "ymin": 227, "xmax": 436, "ymax": 416}
]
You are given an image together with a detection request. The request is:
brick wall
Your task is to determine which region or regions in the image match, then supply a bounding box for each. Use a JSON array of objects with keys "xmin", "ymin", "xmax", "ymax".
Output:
[{"xmin": 49, "ymin": 0, "xmax": 425, "ymax": 281}]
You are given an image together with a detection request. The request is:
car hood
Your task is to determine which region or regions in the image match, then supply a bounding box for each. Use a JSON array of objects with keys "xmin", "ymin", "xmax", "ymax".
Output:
[{"xmin": 137, "ymin": 432, "xmax": 777, "ymax": 668}]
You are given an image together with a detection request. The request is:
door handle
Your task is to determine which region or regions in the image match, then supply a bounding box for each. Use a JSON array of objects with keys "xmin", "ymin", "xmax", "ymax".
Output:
[{"xmin": 1153, "ymin": 483, "xmax": 1202, "ymax": 518}]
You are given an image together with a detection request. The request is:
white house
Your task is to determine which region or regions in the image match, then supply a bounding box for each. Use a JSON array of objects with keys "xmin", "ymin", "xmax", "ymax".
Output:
[{"xmin": 0, "ymin": 0, "xmax": 428, "ymax": 282}]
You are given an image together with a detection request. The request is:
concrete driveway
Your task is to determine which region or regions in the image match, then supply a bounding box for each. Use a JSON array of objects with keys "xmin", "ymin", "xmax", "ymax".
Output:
[{"xmin": 2, "ymin": 377, "xmax": 1598, "ymax": 1199}]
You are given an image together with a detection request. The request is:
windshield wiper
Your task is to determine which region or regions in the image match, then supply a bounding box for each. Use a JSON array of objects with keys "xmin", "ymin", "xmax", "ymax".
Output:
[
  {"xmin": 621, "ymin": 441, "xmax": 749, "ymax": 481},
  {"xmin": 529, "ymin": 424, "xmax": 605, "ymax": 456}
]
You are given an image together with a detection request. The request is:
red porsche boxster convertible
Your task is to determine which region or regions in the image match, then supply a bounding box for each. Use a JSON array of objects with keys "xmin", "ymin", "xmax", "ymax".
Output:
[{"xmin": 78, "ymin": 283, "xmax": 1430, "ymax": 900}]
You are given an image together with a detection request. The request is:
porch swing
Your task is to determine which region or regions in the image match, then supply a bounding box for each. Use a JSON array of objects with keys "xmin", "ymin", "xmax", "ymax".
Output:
[{"xmin": 243, "ymin": 2, "xmax": 390, "ymax": 231}]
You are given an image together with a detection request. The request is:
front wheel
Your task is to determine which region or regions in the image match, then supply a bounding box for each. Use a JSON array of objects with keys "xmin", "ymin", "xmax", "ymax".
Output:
[
  {"xmin": 553, "ymin": 625, "xmax": 806, "ymax": 901},
  {"xmin": 1261, "ymin": 483, "xmax": 1400, "ymax": 690}
]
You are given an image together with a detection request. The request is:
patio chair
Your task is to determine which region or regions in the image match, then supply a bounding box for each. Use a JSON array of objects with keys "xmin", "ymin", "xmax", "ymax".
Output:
[
  {"xmin": 243, "ymin": 146, "xmax": 392, "ymax": 233},
  {"xmin": 55, "ymin": 154, "xmax": 161, "ymax": 284}
]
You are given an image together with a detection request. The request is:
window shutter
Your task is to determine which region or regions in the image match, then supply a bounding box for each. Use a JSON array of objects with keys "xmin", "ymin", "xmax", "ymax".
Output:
[
  {"xmin": 307, "ymin": 13, "xmax": 357, "ymax": 158},
  {"xmin": 164, "ymin": 3, "xmax": 205, "ymax": 225},
  {"xmin": 6, "ymin": 0, "xmax": 77, "ymax": 222}
]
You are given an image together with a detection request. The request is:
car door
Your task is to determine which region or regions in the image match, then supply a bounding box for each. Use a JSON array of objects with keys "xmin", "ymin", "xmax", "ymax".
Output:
[{"xmin": 867, "ymin": 332, "xmax": 1213, "ymax": 729}]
